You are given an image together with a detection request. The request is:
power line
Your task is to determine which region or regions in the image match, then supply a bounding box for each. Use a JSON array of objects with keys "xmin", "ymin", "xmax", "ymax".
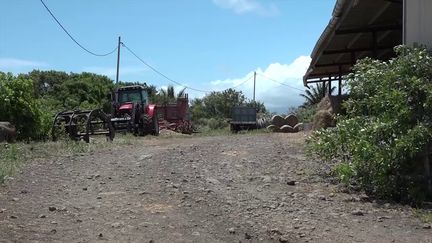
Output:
[
  {"xmin": 256, "ymin": 73, "xmax": 304, "ymax": 92},
  {"xmin": 39, "ymin": 0, "xmax": 117, "ymax": 57},
  {"xmin": 231, "ymin": 75, "xmax": 254, "ymax": 89},
  {"xmin": 121, "ymin": 43, "xmax": 212, "ymax": 93},
  {"xmin": 122, "ymin": 43, "xmax": 255, "ymax": 93}
]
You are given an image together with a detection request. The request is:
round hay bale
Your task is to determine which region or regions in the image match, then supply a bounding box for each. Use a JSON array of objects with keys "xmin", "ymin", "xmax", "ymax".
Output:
[
  {"xmin": 284, "ymin": 114, "xmax": 299, "ymax": 127},
  {"xmin": 267, "ymin": 125, "xmax": 280, "ymax": 132},
  {"xmin": 0, "ymin": 122, "xmax": 16, "ymax": 143},
  {"xmin": 280, "ymin": 125, "xmax": 295, "ymax": 133},
  {"xmin": 293, "ymin": 123, "xmax": 304, "ymax": 132},
  {"xmin": 271, "ymin": 115, "xmax": 285, "ymax": 127}
]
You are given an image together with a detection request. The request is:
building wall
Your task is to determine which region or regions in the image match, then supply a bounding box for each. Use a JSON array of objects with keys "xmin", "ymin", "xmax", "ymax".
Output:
[{"xmin": 404, "ymin": 0, "xmax": 432, "ymax": 48}]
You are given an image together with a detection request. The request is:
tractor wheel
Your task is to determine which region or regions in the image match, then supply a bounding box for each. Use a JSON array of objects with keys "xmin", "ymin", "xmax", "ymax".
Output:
[
  {"xmin": 138, "ymin": 114, "xmax": 159, "ymax": 136},
  {"xmin": 138, "ymin": 114, "xmax": 151, "ymax": 136},
  {"xmin": 137, "ymin": 114, "xmax": 148, "ymax": 136},
  {"xmin": 152, "ymin": 117, "xmax": 160, "ymax": 136}
]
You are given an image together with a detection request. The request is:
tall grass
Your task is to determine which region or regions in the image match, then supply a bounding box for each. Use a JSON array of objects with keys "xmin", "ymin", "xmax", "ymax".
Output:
[
  {"xmin": 0, "ymin": 135, "xmax": 139, "ymax": 183},
  {"xmin": 0, "ymin": 144, "xmax": 25, "ymax": 183},
  {"xmin": 195, "ymin": 127, "xmax": 269, "ymax": 137}
]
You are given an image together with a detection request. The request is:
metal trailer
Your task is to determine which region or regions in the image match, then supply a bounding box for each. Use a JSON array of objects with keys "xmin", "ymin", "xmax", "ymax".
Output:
[
  {"xmin": 229, "ymin": 106, "xmax": 257, "ymax": 133},
  {"xmin": 156, "ymin": 95, "xmax": 194, "ymax": 134}
]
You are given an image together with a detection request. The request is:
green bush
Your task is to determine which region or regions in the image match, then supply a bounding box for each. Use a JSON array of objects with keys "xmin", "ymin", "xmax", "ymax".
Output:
[
  {"xmin": 194, "ymin": 117, "xmax": 228, "ymax": 131},
  {"xmin": 207, "ymin": 118, "xmax": 228, "ymax": 130},
  {"xmin": 0, "ymin": 72, "xmax": 48, "ymax": 140},
  {"xmin": 307, "ymin": 46, "xmax": 432, "ymax": 203}
]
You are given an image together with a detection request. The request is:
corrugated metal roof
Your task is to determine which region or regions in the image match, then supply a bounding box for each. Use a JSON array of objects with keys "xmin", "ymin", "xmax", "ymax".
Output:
[{"xmin": 303, "ymin": 0, "xmax": 402, "ymax": 86}]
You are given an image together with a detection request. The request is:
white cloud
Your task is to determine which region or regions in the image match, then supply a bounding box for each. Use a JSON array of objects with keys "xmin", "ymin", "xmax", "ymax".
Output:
[
  {"xmin": 83, "ymin": 66, "xmax": 148, "ymax": 78},
  {"xmin": 189, "ymin": 55, "xmax": 311, "ymax": 113},
  {"xmin": 0, "ymin": 58, "xmax": 48, "ymax": 69},
  {"xmin": 213, "ymin": 0, "xmax": 278, "ymax": 16}
]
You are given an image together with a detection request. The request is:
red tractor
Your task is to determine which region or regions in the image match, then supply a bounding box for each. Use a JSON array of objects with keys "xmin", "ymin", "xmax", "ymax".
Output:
[{"xmin": 110, "ymin": 85, "xmax": 159, "ymax": 136}]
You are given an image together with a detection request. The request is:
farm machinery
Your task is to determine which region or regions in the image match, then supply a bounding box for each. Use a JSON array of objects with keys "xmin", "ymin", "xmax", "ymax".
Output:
[
  {"xmin": 52, "ymin": 109, "xmax": 114, "ymax": 143},
  {"xmin": 52, "ymin": 85, "xmax": 193, "ymax": 142},
  {"xmin": 109, "ymin": 85, "xmax": 159, "ymax": 136},
  {"xmin": 157, "ymin": 94, "xmax": 193, "ymax": 134}
]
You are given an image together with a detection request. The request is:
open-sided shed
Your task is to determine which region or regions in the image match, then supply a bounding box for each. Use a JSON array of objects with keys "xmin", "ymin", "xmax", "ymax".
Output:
[{"xmin": 303, "ymin": 0, "xmax": 403, "ymax": 94}]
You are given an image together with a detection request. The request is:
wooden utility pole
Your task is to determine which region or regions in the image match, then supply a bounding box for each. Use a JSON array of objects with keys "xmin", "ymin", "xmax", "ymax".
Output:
[
  {"xmin": 253, "ymin": 71, "xmax": 256, "ymax": 102},
  {"xmin": 115, "ymin": 36, "xmax": 121, "ymax": 84}
]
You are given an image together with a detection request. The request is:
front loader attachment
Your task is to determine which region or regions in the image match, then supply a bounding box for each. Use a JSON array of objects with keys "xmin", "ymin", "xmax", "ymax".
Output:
[{"xmin": 52, "ymin": 109, "xmax": 114, "ymax": 143}]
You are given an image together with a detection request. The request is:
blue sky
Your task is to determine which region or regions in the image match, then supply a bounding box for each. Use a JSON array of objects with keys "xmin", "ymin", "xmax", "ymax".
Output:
[{"xmin": 0, "ymin": 0, "xmax": 335, "ymax": 113}]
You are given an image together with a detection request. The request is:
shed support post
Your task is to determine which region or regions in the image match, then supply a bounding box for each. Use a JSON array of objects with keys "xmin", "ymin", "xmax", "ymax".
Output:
[
  {"xmin": 322, "ymin": 80, "xmax": 326, "ymax": 97},
  {"xmin": 424, "ymin": 144, "xmax": 432, "ymax": 193},
  {"xmin": 328, "ymin": 75, "xmax": 332, "ymax": 96},
  {"xmin": 372, "ymin": 31, "xmax": 378, "ymax": 58},
  {"xmin": 338, "ymin": 66, "xmax": 342, "ymax": 96}
]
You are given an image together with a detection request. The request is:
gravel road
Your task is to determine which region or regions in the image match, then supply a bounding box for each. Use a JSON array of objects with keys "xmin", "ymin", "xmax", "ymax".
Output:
[{"xmin": 0, "ymin": 133, "xmax": 431, "ymax": 242}]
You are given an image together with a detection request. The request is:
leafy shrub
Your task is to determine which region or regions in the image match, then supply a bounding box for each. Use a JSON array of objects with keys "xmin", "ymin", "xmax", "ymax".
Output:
[
  {"xmin": 0, "ymin": 72, "xmax": 48, "ymax": 140},
  {"xmin": 195, "ymin": 117, "xmax": 228, "ymax": 131},
  {"xmin": 207, "ymin": 118, "xmax": 228, "ymax": 130},
  {"xmin": 307, "ymin": 46, "xmax": 432, "ymax": 203}
]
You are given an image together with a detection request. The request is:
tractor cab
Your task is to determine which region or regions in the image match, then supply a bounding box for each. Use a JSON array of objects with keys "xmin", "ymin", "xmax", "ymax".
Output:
[
  {"xmin": 113, "ymin": 85, "xmax": 149, "ymax": 116},
  {"xmin": 117, "ymin": 86, "xmax": 148, "ymax": 105}
]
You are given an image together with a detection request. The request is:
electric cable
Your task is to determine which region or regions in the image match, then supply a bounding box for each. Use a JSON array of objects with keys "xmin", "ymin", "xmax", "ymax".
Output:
[
  {"xmin": 39, "ymin": 0, "xmax": 117, "ymax": 57},
  {"xmin": 256, "ymin": 73, "xmax": 304, "ymax": 92},
  {"xmin": 230, "ymin": 75, "xmax": 254, "ymax": 89},
  {"xmin": 122, "ymin": 43, "xmax": 255, "ymax": 93}
]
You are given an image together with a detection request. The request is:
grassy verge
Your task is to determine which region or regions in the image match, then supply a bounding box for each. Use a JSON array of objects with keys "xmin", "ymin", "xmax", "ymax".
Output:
[
  {"xmin": 0, "ymin": 134, "xmax": 140, "ymax": 183},
  {"xmin": 0, "ymin": 144, "xmax": 26, "ymax": 183},
  {"xmin": 194, "ymin": 127, "xmax": 269, "ymax": 137},
  {"xmin": 0, "ymin": 129, "xmax": 271, "ymax": 183},
  {"xmin": 413, "ymin": 209, "xmax": 432, "ymax": 223}
]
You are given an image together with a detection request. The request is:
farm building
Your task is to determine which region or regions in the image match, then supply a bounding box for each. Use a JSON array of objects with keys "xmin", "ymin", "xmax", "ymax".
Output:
[{"xmin": 303, "ymin": 0, "xmax": 432, "ymax": 93}]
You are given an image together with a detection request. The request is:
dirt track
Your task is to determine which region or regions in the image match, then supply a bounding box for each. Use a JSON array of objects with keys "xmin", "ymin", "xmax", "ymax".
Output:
[{"xmin": 0, "ymin": 133, "xmax": 431, "ymax": 242}]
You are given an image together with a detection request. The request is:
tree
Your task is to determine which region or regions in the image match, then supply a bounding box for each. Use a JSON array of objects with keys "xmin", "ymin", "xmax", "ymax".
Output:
[
  {"xmin": 190, "ymin": 88, "xmax": 267, "ymax": 121},
  {"xmin": 300, "ymin": 83, "xmax": 336, "ymax": 106},
  {"xmin": 55, "ymin": 72, "xmax": 114, "ymax": 109},
  {"xmin": 201, "ymin": 88, "xmax": 246, "ymax": 118},
  {"xmin": 153, "ymin": 85, "xmax": 186, "ymax": 105},
  {"xmin": 245, "ymin": 100, "xmax": 267, "ymax": 114},
  {"xmin": 20, "ymin": 70, "xmax": 69, "ymax": 98},
  {"xmin": 20, "ymin": 70, "xmax": 116, "ymax": 110}
]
